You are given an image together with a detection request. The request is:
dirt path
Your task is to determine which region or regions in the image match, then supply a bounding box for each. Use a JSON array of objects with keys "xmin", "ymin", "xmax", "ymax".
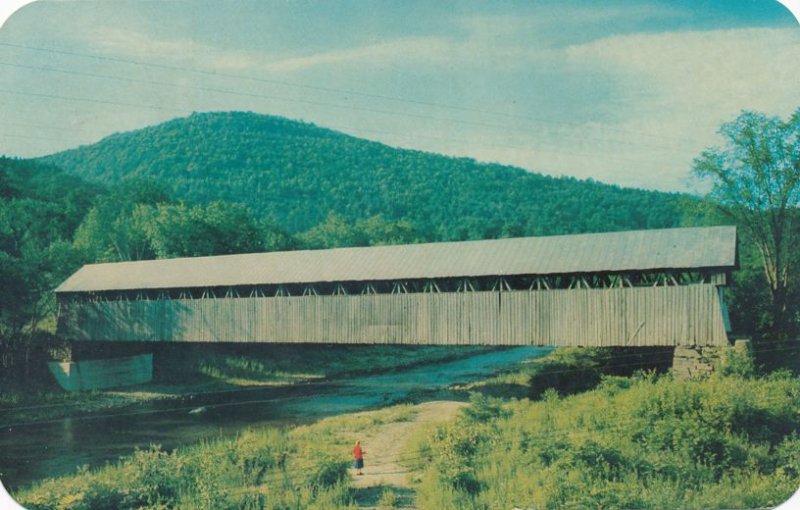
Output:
[{"xmin": 350, "ymin": 400, "xmax": 465, "ymax": 509}]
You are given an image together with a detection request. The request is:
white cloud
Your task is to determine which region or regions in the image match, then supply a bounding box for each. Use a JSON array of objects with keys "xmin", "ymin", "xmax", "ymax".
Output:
[
  {"xmin": 15, "ymin": 9, "xmax": 799, "ymax": 192},
  {"xmin": 83, "ymin": 27, "xmax": 259, "ymax": 71},
  {"xmin": 565, "ymin": 27, "xmax": 800, "ymax": 128},
  {"xmin": 501, "ymin": 27, "xmax": 800, "ymax": 190},
  {"xmin": 263, "ymin": 37, "xmax": 453, "ymax": 73}
]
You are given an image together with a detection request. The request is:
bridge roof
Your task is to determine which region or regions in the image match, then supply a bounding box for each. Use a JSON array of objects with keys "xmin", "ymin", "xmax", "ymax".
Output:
[{"xmin": 56, "ymin": 226, "xmax": 736, "ymax": 293}]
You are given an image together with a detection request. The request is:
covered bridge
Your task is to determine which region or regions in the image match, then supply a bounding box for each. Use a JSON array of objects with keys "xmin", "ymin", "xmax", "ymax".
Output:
[{"xmin": 56, "ymin": 226, "xmax": 737, "ymax": 348}]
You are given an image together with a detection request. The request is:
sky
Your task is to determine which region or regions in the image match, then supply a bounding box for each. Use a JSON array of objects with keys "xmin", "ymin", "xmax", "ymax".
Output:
[{"xmin": 0, "ymin": 0, "xmax": 798, "ymax": 192}]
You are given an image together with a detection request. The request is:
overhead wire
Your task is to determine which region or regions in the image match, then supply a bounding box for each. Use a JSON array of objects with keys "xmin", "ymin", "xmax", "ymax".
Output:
[
  {"xmin": 0, "ymin": 81, "xmax": 683, "ymax": 171},
  {"xmin": 0, "ymin": 81, "xmax": 684, "ymax": 171},
  {"xmin": 1, "ymin": 32, "xmax": 796, "ymax": 480},
  {"xmin": 0, "ymin": 60, "xmax": 688, "ymax": 154},
  {"xmin": 0, "ymin": 132, "xmax": 84, "ymax": 143},
  {"xmin": 0, "ymin": 41, "xmax": 709, "ymax": 186},
  {"xmin": 0, "ymin": 41, "xmax": 698, "ymax": 145},
  {"xmin": 0, "ymin": 88, "xmax": 188, "ymax": 114}
]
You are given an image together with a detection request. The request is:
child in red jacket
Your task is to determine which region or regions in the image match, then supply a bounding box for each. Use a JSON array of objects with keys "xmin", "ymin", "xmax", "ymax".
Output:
[{"xmin": 353, "ymin": 440, "xmax": 366, "ymax": 475}]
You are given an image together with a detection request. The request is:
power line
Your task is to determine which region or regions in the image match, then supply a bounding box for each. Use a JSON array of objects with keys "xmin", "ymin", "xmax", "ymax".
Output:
[
  {"xmin": 0, "ymin": 60, "xmax": 689, "ymax": 154},
  {"xmin": 0, "ymin": 88, "xmax": 188, "ymax": 114},
  {"xmin": 352, "ymin": 126, "xmax": 685, "ymax": 168},
  {"xmin": 0, "ymin": 41, "xmax": 698, "ymax": 146},
  {"xmin": 4, "ymin": 120, "xmax": 98, "ymax": 134},
  {"xmin": 0, "ymin": 87, "xmax": 686, "ymax": 173},
  {"xmin": 0, "ymin": 132, "xmax": 84, "ymax": 143}
]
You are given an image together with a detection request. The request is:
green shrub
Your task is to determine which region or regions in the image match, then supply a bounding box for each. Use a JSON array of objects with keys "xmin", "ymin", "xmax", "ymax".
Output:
[
  {"xmin": 126, "ymin": 445, "xmax": 184, "ymax": 506},
  {"xmin": 17, "ymin": 413, "xmax": 363, "ymax": 510},
  {"xmin": 527, "ymin": 348, "xmax": 611, "ymax": 398},
  {"xmin": 775, "ymin": 435, "xmax": 800, "ymax": 478},
  {"xmin": 419, "ymin": 366, "xmax": 800, "ymax": 509},
  {"xmin": 430, "ymin": 422, "xmax": 486, "ymax": 495},
  {"xmin": 232, "ymin": 429, "xmax": 288, "ymax": 485},
  {"xmin": 719, "ymin": 345, "xmax": 756, "ymax": 378},
  {"xmin": 461, "ymin": 393, "xmax": 507, "ymax": 423},
  {"xmin": 75, "ymin": 482, "xmax": 127, "ymax": 510},
  {"xmin": 306, "ymin": 454, "xmax": 348, "ymax": 492}
]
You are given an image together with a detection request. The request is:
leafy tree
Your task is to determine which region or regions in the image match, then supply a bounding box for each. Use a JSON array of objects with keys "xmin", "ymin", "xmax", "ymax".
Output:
[
  {"xmin": 693, "ymin": 109, "xmax": 800, "ymax": 341},
  {"xmin": 299, "ymin": 212, "xmax": 367, "ymax": 249},
  {"xmin": 299, "ymin": 213, "xmax": 421, "ymax": 249},
  {"xmin": 73, "ymin": 178, "xmax": 170, "ymax": 262},
  {"xmin": 142, "ymin": 201, "xmax": 265, "ymax": 258},
  {"xmin": 356, "ymin": 215, "xmax": 421, "ymax": 246},
  {"xmin": 0, "ymin": 159, "xmax": 95, "ymax": 371},
  {"xmin": 259, "ymin": 218, "xmax": 299, "ymax": 252},
  {"xmin": 0, "ymin": 168, "xmax": 16, "ymax": 199}
]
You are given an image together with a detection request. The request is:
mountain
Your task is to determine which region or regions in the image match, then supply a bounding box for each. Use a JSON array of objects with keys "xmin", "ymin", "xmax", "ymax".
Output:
[{"xmin": 42, "ymin": 111, "xmax": 685, "ymax": 239}]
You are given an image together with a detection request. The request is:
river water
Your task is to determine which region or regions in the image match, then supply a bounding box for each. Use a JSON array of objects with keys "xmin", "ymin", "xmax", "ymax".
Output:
[{"xmin": 0, "ymin": 346, "xmax": 550, "ymax": 490}]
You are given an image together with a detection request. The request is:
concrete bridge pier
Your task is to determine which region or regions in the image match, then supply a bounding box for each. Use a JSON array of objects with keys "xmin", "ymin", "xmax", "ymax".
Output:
[{"xmin": 47, "ymin": 341, "xmax": 154, "ymax": 392}]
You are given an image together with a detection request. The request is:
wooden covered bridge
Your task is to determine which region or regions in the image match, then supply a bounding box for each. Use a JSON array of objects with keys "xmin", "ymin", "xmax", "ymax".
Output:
[{"xmin": 55, "ymin": 226, "xmax": 736, "ymax": 348}]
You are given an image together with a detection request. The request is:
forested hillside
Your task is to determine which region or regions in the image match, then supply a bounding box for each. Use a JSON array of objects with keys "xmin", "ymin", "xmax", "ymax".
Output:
[{"xmin": 43, "ymin": 111, "xmax": 684, "ymax": 239}]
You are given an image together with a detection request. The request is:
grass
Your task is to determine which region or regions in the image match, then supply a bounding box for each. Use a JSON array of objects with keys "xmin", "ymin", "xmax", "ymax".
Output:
[{"xmin": 410, "ymin": 364, "xmax": 800, "ymax": 509}]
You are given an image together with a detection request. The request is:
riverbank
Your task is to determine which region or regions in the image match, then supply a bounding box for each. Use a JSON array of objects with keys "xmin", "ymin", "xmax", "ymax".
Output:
[
  {"xmin": 10, "ymin": 399, "xmax": 466, "ymax": 509},
  {"xmin": 0, "ymin": 344, "xmax": 493, "ymax": 424},
  {"xmin": 12, "ymin": 347, "xmax": 800, "ymax": 510}
]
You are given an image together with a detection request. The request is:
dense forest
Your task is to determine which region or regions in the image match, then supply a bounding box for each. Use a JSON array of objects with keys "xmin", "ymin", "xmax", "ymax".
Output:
[{"xmin": 42, "ymin": 111, "xmax": 685, "ymax": 239}]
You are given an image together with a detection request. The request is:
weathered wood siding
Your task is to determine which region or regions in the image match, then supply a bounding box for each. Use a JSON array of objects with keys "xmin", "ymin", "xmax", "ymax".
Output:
[{"xmin": 58, "ymin": 284, "xmax": 729, "ymax": 347}]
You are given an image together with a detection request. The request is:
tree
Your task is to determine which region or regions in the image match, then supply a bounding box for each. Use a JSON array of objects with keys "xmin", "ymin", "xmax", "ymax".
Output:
[
  {"xmin": 693, "ymin": 109, "xmax": 800, "ymax": 340},
  {"xmin": 259, "ymin": 218, "xmax": 299, "ymax": 252},
  {"xmin": 72, "ymin": 177, "xmax": 170, "ymax": 262},
  {"xmin": 355, "ymin": 215, "xmax": 420, "ymax": 246},
  {"xmin": 299, "ymin": 212, "xmax": 367, "ymax": 249},
  {"xmin": 299, "ymin": 213, "xmax": 422, "ymax": 249},
  {"xmin": 0, "ymin": 160, "xmax": 94, "ymax": 371},
  {"xmin": 142, "ymin": 201, "xmax": 265, "ymax": 258}
]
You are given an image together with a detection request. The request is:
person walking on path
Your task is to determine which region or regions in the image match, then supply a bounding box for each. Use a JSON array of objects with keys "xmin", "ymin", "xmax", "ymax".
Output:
[{"xmin": 353, "ymin": 440, "xmax": 366, "ymax": 475}]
